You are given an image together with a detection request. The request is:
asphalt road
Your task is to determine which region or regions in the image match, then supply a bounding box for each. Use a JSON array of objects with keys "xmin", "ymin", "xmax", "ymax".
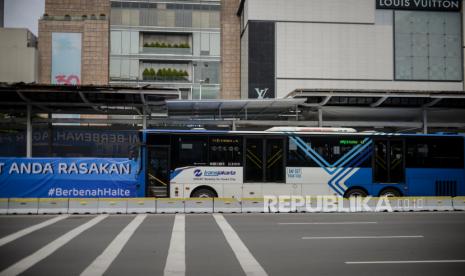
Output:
[{"xmin": 0, "ymin": 212, "xmax": 464, "ymax": 276}]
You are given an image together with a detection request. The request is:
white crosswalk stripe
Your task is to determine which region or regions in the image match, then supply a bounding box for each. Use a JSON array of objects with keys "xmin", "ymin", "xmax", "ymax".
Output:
[
  {"xmin": 0, "ymin": 215, "xmax": 108, "ymax": 276},
  {"xmin": 0, "ymin": 215, "xmax": 69, "ymax": 247},
  {"xmin": 80, "ymin": 214, "xmax": 147, "ymax": 276},
  {"xmin": 213, "ymin": 214, "xmax": 268, "ymax": 276},
  {"xmin": 164, "ymin": 214, "xmax": 186, "ymax": 276}
]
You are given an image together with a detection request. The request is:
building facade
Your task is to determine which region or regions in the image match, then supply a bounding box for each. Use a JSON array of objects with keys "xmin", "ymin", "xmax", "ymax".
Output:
[
  {"xmin": 0, "ymin": 28, "xmax": 38, "ymax": 83},
  {"xmin": 109, "ymin": 0, "xmax": 221, "ymax": 99},
  {"xmin": 238, "ymin": 0, "xmax": 464, "ymax": 98},
  {"xmin": 38, "ymin": 0, "xmax": 110, "ymax": 85},
  {"xmin": 220, "ymin": 0, "xmax": 241, "ymax": 99}
]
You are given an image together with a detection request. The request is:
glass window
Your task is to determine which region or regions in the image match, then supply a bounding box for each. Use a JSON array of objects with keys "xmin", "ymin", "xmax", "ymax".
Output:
[
  {"xmin": 110, "ymin": 58, "xmax": 121, "ymax": 79},
  {"xmin": 406, "ymin": 137, "xmax": 464, "ymax": 168},
  {"xmin": 129, "ymin": 9, "xmax": 140, "ymax": 26},
  {"xmin": 209, "ymin": 10, "xmax": 220, "ymax": 28},
  {"xmin": 121, "ymin": 8, "xmax": 131, "ymax": 25},
  {"xmin": 209, "ymin": 136, "xmax": 243, "ymax": 166},
  {"xmin": 210, "ymin": 33, "xmax": 220, "ymax": 56},
  {"xmin": 129, "ymin": 59, "xmax": 139, "ymax": 80},
  {"xmin": 200, "ymin": 33, "xmax": 210, "ymax": 55},
  {"xmin": 130, "ymin": 31, "xmax": 139, "ymax": 54},
  {"xmin": 192, "ymin": 85, "xmax": 219, "ymax": 99},
  {"xmin": 287, "ymin": 136, "xmax": 371, "ymax": 167},
  {"xmin": 121, "ymin": 31, "xmax": 130, "ymax": 54},
  {"xmin": 175, "ymin": 136, "xmax": 208, "ymax": 167},
  {"xmin": 110, "ymin": 31, "xmax": 121, "ymax": 54},
  {"xmin": 200, "ymin": 11, "xmax": 210, "ymax": 28},
  {"xmin": 120, "ymin": 59, "xmax": 130, "ymax": 78},
  {"xmin": 395, "ymin": 11, "xmax": 462, "ymax": 81},
  {"xmin": 110, "ymin": 8, "xmax": 122, "ymax": 25}
]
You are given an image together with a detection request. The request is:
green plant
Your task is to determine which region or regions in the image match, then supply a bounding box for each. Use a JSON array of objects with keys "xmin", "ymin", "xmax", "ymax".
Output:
[
  {"xmin": 142, "ymin": 68, "xmax": 150, "ymax": 77},
  {"xmin": 149, "ymin": 68, "xmax": 156, "ymax": 76}
]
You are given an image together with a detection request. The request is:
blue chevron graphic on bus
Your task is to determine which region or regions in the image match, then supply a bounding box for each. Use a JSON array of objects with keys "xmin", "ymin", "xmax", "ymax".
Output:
[
  {"xmin": 290, "ymin": 136, "xmax": 372, "ymax": 175},
  {"xmin": 290, "ymin": 136, "xmax": 373, "ymax": 195}
]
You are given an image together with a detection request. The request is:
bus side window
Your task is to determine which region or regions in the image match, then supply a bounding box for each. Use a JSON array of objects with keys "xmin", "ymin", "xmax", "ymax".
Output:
[
  {"xmin": 174, "ymin": 136, "xmax": 208, "ymax": 167},
  {"xmin": 209, "ymin": 136, "xmax": 242, "ymax": 166}
]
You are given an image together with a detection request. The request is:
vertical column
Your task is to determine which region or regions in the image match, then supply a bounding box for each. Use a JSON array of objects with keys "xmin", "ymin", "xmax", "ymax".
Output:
[
  {"xmin": 422, "ymin": 109, "xmax": 428, "ymax": 134},
  {"xmin": 318, "ymin": 108, "xmax": 323, "ymax": 127},
  {"xmin": 26, "ymin": 104, "xmax": 32, "ymax": 157},
  {"xmin": 463, "ymin": 3, "xmax": 465, "ymax": 90},
  {"xmin": 142, "ymin": 106, "xmax": 147, "ymax": 130}
]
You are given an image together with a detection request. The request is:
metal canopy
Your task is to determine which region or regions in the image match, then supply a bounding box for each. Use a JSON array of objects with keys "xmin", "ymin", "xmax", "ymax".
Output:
[
  {"xmin": 0, "ymin": 83, "xmax": 181, "ymax": 115},
  {"xmin": 287, "ymin": 89, "xmax": 465, "ymax": 108},
  {"xmin": 166, "ymin": 98, "xmax": 306, "ymax": 119}
]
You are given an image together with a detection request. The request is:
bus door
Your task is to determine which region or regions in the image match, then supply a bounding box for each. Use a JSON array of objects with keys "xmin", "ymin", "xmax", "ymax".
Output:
[
  {"xmin": 147, "ymin": 146, "xmax": 170, "ymax": 197},
  {"xmin": 245, "ymin": 138, "xmax": 285, "ymax": 182},
  {"xmin": 373, "ymin": 139, "xmax": 405, "ymax": 183}
]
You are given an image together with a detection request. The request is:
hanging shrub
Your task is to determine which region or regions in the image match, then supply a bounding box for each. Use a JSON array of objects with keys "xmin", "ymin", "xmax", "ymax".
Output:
[{"xmin": 142, "ymin": 68, "xmax": 150, "ymax": 79}]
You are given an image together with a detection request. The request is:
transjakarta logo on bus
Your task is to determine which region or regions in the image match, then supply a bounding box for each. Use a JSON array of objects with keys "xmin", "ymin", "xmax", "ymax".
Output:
[
  {"xmin": 194, "ymin": 169, "xmax": 203, "ymax": 177},
  {"xmin": 193, "ymin": 169, "xmax": 236, "ymax": 177}
]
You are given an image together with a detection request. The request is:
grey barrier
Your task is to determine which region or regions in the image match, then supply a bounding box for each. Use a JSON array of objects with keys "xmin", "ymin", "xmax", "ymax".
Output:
[{"xmin": 0, "ymin": 197, "xmax": 464, "ymax": 215}]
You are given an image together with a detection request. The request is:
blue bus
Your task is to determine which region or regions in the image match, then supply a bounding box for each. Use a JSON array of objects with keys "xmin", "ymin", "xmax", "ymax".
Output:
[
  {"xmin": 139, "ymin": 127, "xmax": 465, "ymax": 198},
  {"xmin": 1, "ymin": 127, "xmax": 463, "ymax": 199}
]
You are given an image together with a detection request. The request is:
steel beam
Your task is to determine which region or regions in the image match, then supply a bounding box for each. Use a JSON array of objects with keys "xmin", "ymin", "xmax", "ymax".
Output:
[{"xmin": 26, "ymin": 104, "xmax": 32, "ymax": 157}]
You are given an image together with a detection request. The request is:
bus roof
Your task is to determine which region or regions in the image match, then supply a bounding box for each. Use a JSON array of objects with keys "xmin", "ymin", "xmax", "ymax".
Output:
[{"xmin": 141, "ymin": 129, "xmax": 465, "ymax": 138}]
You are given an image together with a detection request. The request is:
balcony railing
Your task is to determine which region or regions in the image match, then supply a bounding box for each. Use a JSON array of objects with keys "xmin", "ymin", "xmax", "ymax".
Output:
[
  {"xmin": 142, "ymin": 76, "xmax": 190, "ymax": 82},
  {"xmin": 141, "ymin": 47, "xmax": 192, "ymax": 55}
]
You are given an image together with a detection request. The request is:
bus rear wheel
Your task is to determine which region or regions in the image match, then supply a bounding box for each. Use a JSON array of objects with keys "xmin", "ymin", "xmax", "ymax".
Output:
[
  {"xmin": 344, "ymin": 188, "xmax": 368, "ymax": 198},
  {"xmin": 191, "ymin": 188, "xmax": 216, "ymax": 198},
  {"xmin": 379, "ymin": 188, "xmax": 401, "ymax": 197}
]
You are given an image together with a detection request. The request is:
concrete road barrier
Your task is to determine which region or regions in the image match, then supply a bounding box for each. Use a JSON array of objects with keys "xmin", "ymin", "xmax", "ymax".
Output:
[
  {"xmin": 185, "ymin": 198, "xmax": 213, "ymax": 213},
  {"xmin": 0, "ymin": 198, "xmax": 8, "ymax": 214},
  {"xmin": 38, "ymin": 198, "xmax": 69, "ymax": 214},
  {"xmin": 68, "ymin": 198, "xmax": 99, "ymax": 214},
  {"xmin": 423, "ymin": 197, "xmax": 453, "ymax": 211},
  {"xmin": 379, "ymin": 197, "xmax": 418, "ymax": 212},
  {"xmin": 452, "ymin": 197, "xmax": 465, "ymax": 211},
  {"xmin": 156, "ymin": 198, "xmax": 184, "ymax": 213},
  {"xmin": 127, "ymin": 198, "xmax": 156, "ymax": 213},
  {"xmin": 213, "ymin": 198, "xmax": 241, "ymax": 213},
  {"xmin": 98, "ymin": 198, "xmax": 128, "ymax": 214},
  {"xmin": 241, "ymin": 198, "xmax": 268, "ymax": 213},
  {"xmin": 8, "ymin": 198, "xmax": 39, "ymax": 215}
]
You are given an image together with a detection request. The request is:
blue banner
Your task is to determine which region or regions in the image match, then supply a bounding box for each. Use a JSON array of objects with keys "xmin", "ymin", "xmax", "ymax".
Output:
[{"xmin": 0, "ymin": 158, "xmax": 140, "ymax": 198}]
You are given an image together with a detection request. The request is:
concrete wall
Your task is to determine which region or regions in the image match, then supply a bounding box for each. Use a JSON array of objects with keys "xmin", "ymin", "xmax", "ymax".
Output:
[
  {"xmin": 276, "ymin": 19, "xmax": 393, "ymax": 81},
  {"xmin": 220, "ymin": 0, "xmax": 241, "ymax": 99},
  {"xmin": 240, "ymin": 26, "xmax": 249, "ymax": 99},
  {"xmin": 38, "ymin": 0, "xmax": 109, "ymax": 85},
  {"xmin": 245, "ymin": 0, "xmax": 375, "ymax": 24},
  {"xmin": 44, "ymin": 0, "xmax": 109, "ymax": 17},
  {"xmin": 274, "ymin": 8, "xmax": 464, "ymax": 97},
  {"xmin": 0, "ymin": 28, "xmax": 38, "ymax": 83},
  {"xmin": 240, "ymin": 0, "xmax": 465, "ymax": 98}
]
